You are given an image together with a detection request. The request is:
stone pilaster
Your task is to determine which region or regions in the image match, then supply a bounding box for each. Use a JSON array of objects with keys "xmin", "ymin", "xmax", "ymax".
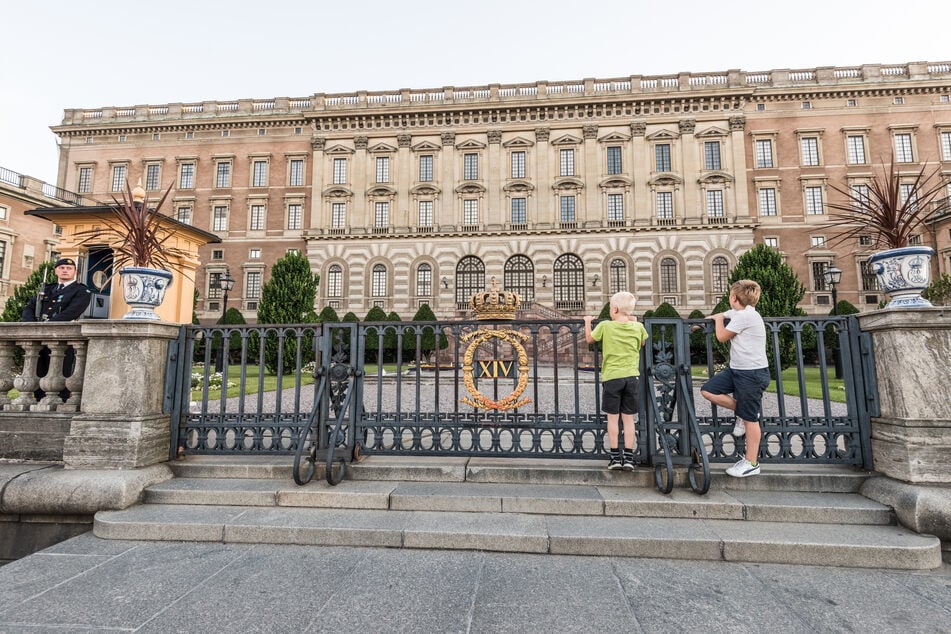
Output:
[{"xmin": 62, "ymin": 321, "xmax": 181, "ymax": 469}]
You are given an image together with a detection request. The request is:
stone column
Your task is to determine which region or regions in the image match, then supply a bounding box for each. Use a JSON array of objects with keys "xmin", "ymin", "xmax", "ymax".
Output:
[
  {"xmin": 62, "ymin": 321, "xmax": 182, "ymax": 469},
  {"xmin": 857, "ymin": 308, "xmax": 951, "ymax": 557}
]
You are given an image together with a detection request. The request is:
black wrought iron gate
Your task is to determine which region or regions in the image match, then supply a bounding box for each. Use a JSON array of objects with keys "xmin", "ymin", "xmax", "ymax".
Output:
[{"xmin": 168, "ymin": 316, "xmax": 876, "ymax": 485}]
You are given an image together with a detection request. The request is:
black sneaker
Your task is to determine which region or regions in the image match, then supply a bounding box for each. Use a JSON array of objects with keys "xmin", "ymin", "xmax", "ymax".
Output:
[
  {"xmin": 607, "ymin": 454, "xmax": 624, "ymax": 470},
  {"xmin": 622, "ymin": 451, "xmax": 636, "ymax": 471}
]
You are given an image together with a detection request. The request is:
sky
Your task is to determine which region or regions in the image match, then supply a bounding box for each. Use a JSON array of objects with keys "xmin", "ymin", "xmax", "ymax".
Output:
[{"xmin": 3, "ymin": 0, "xmax": 950, "ymax": 185}]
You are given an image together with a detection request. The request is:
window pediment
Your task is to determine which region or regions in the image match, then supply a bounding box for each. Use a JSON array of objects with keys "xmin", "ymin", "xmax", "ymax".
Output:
[
  {"xmin": 411, "ymin": 184, "xmax": 442, "ymax": 196},
  {"xmin": 367, "ymin": 184, "xmax": 397, "ymax": 197},
  {"xmin": 552, "ymin": 177, "xmax": 584, "ymax": 191},
  {"xmin": 322, "ymin": 186, "xmax": 353, "ymax": 198},
  {"xmin": 695, "ymin": 126, "xmax": 729, "ymax": 138},
  {"xmin": 411, "ymin": 141, "xmax": 441, "ymax": 152},
  {"xmin": 698, "ymin": 171, "xmax": 734, "ymax": 185},
  {"xmin": 599, "ymin": 176, "xmax": 633, "ymax": 189},
  {"xmin": 454, "ymin": 182, "xmax": 486, "ymax": 195},
  {"xmin": 368, "ymin": 142, "xmax": 397, "ymax": 154},
  {"xmin": 646, "ymin": 129, "xmax": 679, "ymax": 141},
  {"xmin": 502, "ymin": 136, "xmax": 535, "ymax": 148},
  {"xmin": 551, "ymin": 134, "xmax": 582, "ymax": 146},
  {"xmin": 597, "ymin": 132, "xmax": 631, "ymax": 143},
  {"xmin": 649, "ymin": 173, "xmax": 683, "ymax": 187},
  {"xmin": 503, "ymin": 179, "xmax": 535, "ymax": 193},
  {"xmin": 456, "ymin": 138, "xmax": 486, "ymax": 150},
  {"xmin": 325, "ymin": 144, "xmax": 355, "ymax": 155}
]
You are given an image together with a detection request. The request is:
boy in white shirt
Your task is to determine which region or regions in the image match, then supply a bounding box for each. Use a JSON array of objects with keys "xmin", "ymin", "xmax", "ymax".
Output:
[{"xmin": 699, "ymin": 280, "xmax": 771, "ymax": 477}]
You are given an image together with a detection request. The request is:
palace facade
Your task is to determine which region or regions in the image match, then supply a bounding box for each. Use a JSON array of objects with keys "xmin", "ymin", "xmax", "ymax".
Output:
[{"xmin": 50, "ymin": 61, "xmax": 951, "ymax": 321}]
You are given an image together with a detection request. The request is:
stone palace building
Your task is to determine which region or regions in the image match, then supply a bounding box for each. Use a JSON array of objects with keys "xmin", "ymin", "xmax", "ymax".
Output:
[{"xmin": 49, "ymin": 61, "xmax": 951, "ymax": 321}]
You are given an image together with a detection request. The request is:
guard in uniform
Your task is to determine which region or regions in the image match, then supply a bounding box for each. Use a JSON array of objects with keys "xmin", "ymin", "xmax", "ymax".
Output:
[
  {"xmin": 21, "ymin": 258, "xmax": 91, "ymax": 401},
  {"xmin": 22, "ymin": 257, "xmax": 92, "ymax": 322}
]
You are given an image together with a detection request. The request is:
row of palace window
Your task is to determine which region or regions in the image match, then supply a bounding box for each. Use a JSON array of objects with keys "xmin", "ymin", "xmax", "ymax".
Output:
[
  {"xmin": 753, "ymin": 130, "xmax": 951, "ymax": 170},
  {"xmin": 321, "ymin": 254, "xmax": 733, "ymax": 304},
  {"xmin": 77, "ymin": 157, "xmax": 307, "ymax": 195}
]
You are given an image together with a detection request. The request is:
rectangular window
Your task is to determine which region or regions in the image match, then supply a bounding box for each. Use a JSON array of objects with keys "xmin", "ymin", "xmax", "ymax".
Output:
[
  {"xmin": 250, "ymin": 204, "xmax": 265, "ymax": 230},
  {"xmin": 246, "ymin": 272, "xmax": 261, "ymax": 299},
  {"xmin": 813, "ymin": 262, "xmax": 829, "ymax": 291},
  {"xmin": 212, "ymin": 249, "xmax": 223, "ymax": 260},
  {"xmin": 805, "ymin": 186, "xmax": 824, "ymax": 215},
  {"xmin": 511, "ymin": 151, "xmax": 526, "ymax": 178},
  {"xmin": 213, "ymin": 206, "xmax": 228, "ymax": 232},
  {"xmin": 418, "ymin": 201, "xmax": 433, "ymax": 227},
  {"xmin": 847, "ymin": 136, "xmax": 867, "ymax": 164},
  {"xmin": 375, "ymin": 202, "xmax": 389, "ymax": 228},
  {"xmin": 656, "ymin": 192, "xmax": 673, "ymax": 219},
  {"xmin": 333, "ymin": 158, "xmax": 347, "ymax": 184},
  {"xmin": 179, "ymin": 163, "xmax": 194, "ymax": 189},
  {"xmin": 208, "ymin": 272, "xmax": 222, "ymax": 299},
  {"xmin": 811, "ymin": 236, "xmax": 826, "ymax": 248},
  {"xmin": 706, "ymin": 190, "xmax": 724, "ymax": 217},
  {"xmin": 895, "ymin": 133, "xmax": 914, "ymax": 163},
  {"xmin": 511, "ymin": 198, "xmax": 526, "ymax": 225},
  {"xmin": 851, "ymin": 184, "xmax": 870, "ymax": 210},
  {"xmin": 560, "ymin": 196, "xmax": 576, "ymax": 222},
  {"xmin": 145, "ymin": 164, "xmax": 161, "ymax": 190},
  {"xmin": 419, "ymin": 155, "xmax": 433, "ymax": 181},
  {"xmin": 376, "ymin": 156, "xmax": 390, "ymax": 183},
  {"xmin": 287, "ymin": 203, "xmax": 302, "ymax": 230},
  {"xmin": 417, "ymin": 267, "xmax": 432, "ymax": 297},
  {"xmin": 938, "ymin": 131, "xmax": 951, "ymax": 161},
  {"xmin": 215, "ymin": 161, "xmax": 231, "ymax": 188},
  {"xmin": 252, "ymin": 160, "xmax": 268, "ymax": 187},
  {"xmin": 861, "ymin": 261, "xmax": 879, "ymax": 291},
  {"xmin": 77, "ymin": 167, "xmax": 92, "ymax": 193},
  {"xmin": 111, "ymin": 164, "xmax": 127, "ymax": 192},
  {"xmin": 249, "ymin": 248, "xmax": 261, "ymax": 259},
  {"xmin": 764, "ymin": 237, "xmax": 779, "ymax": 248},
  {"xmin": 463, "ymin": 199, "xmax": 478, "ymax": 225},
  {"xmin": 176, "ymin": 206, "xmax": 191, "ymax": 225},
  {"xmin": 607, "ymin": 146, "xmax": 622, "ymax": 174},
  {"xmin": 800, "ymin": 137, "xmax": 820, "ymax": 166},
  {"xmin": 607, "ymin": 194, "xmax": 624, "ymax": 222},
  {"xmin": 560, "ymin": 149, "xmax": 575, "ymax": 176},
  {"xmin": 704, "ymin": 142, "xmax": 721, "ymax": 170},
  {"xmin": 655, "ymin": 144, "xmax": 671, "ymax": 172},
  {"xmin": 331, "ymin": 203, "xmax": 346, "ymax": 229},
  {"xmin": 755, "ymin": 139, "xmax": 774, "ymax": 168},
  {"xmin": 464, "ymin": 153, "xmax": 478, "ymax": 180},
  {"xmin": 289, "ymin": 159, "xmax": 304, "ymax": 186},
  {"xmin": 327, "ymin": 268, "xmax": 341, "ymax": 297},
  {"xmin": 899, "ymin": 183, "xmax": 918, "ymax": 210},
  {"xmin": 758, "ymin": 188, "xmax": 777, "ymax": 216}
]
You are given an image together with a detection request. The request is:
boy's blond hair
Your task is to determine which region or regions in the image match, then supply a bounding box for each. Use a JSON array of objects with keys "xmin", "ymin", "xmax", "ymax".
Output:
[
  {"xmin": 610, "ymin": 291, "xmax": 638, "ymax": 315},
  {"xmin": 731, "ymin": 279, "xmax": 762, "ymax": 307}
]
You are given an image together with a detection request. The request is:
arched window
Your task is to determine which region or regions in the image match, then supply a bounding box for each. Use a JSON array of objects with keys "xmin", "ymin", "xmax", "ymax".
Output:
[
  {"xmin": 327, "ymin": 264, "xmax": 342, "ymax": 297},
  {"xmin": 371, "ymin": 264, "xmax": 387, "ymax": 298},
  {"xmin": 553, "ymin": 253, "xmax": 584, "ymax": 308},
  {"xmin": 455, "ymin": 256, "xmax": 485, "ymax": 305},
  {"xmin": 504, "ymin": 254, "xmax": 535, "ymax": 302},
  {"xmin": 609, "ymin": 258, "xmax": 628, "ymax": 294},
  {"xmin": 711, "ymin": 256, "xmax": 729, "ymax": 295},
  {"xmin": 660, "ymin": 257, "xmax": 678, "ymax": 293},
  {"xmin": 416, "ymin": 263, "xmax": 432, "ymax": 297}
]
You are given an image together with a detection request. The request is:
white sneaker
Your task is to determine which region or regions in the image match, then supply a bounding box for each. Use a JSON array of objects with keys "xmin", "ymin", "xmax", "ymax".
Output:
[
  {"xmin": 732, "ymin": 419, "xmax": 746, "ymax": 437},
  {"xmin": 726, "ymin": 458, "xmax": 760, "ymax": 478}
]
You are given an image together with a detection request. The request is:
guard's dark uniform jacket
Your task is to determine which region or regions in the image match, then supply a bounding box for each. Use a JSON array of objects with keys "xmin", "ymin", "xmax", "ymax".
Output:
[{"xmin": 22, "ymin": 282, "xmax": 92, "ymax": 322}]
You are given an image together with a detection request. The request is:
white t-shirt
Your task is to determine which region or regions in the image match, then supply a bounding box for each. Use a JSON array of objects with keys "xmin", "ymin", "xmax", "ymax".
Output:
[{"xmin": 724, "ymin": 306, "xmax": 768, "ymax": 370}]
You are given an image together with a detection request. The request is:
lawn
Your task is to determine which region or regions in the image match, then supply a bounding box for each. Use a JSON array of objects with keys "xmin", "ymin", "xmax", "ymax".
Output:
[
  {"xmin": 190, "ymin": 363, "xmax": 398, "ymax": 400},
  {"xmin": 691, "ymin": 366, "xmax": 847, "ymax": 403}
]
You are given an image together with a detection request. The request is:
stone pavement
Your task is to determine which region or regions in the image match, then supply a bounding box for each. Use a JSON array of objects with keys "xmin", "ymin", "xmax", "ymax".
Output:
[{"xmin": 0, "ymin": 533, "xmax": 948, "ymax": 633}]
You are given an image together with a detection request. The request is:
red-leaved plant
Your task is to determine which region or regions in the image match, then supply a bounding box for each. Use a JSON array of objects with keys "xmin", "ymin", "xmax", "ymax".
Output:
[{"xmin": 825, "ymin": 156, "xmax": 949, "ymax": 250}]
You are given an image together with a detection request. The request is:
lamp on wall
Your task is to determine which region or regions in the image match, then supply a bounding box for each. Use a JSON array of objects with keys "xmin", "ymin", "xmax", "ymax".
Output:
[
  {"xmin": 441, "ymin": 276, "xmax": 449, "ymax": 289},
  {"xmin": 592, "ymin": 273, "xmax": 600, "ymax": 287},
  {"xmin": 541, "ymin": 275, "xmax": 547, "ymax": 288}
]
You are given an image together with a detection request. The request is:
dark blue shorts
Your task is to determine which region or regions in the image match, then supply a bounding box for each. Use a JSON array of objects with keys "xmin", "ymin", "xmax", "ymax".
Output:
[
  {"xmin": 701, "ymin": 367, "xmax": 770, "ymax": 423},
  {"xmin": 601, "ymin": 376, "xmax": 639, "ymax": 415}
]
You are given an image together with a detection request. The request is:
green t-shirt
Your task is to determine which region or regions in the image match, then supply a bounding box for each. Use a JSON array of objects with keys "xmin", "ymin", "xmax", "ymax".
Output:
[{"xmin": 591, "ymin": 319, "xmax": 648, "ymax": 382}]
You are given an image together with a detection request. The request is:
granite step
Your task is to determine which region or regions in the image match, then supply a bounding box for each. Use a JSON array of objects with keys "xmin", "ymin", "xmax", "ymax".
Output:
[
  {"xmin": 143, "ymin": 478, "xmax": 895, "ymax": 526},
  {"xmin": 170, "ymin": 455, "xmax": 872, "ymax": 493},
  {"xmin": 93, "ymin": 504, "xmax": 942, "ymax": 570}
]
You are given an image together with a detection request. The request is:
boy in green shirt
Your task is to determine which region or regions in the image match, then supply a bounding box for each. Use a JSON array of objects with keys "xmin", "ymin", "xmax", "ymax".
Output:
[{"xmin": 584, "ymin": 291, "xmax": 649, "ymax": 470}]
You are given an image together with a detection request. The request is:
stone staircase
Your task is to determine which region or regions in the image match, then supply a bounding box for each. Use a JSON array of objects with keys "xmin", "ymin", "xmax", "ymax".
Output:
[{"xmin": 93, "ymin": 456, "xmax": 943, "ymax": 570}]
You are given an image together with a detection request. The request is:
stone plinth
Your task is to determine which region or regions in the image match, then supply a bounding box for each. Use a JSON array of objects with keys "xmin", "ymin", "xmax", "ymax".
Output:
[
  {"xmin": 62, "ymin": 321, "xmax": 181, "ymax": 469},
  {"xmin": 857, "ymin": 308, "xmax": 951, "ymax": 484}
]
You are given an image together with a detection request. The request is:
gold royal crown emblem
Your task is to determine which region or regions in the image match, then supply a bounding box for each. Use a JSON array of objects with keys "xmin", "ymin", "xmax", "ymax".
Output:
[{"xmin": 470, "ymin": 276, "xmax": 520, "ymax": 321}]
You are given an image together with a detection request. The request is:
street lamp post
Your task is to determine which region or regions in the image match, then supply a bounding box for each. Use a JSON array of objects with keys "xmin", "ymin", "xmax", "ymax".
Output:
[
  {"xmin": 823, "ymin": 262, "xmax": 843, "ymax": 379},
  {"xmin": 215, "ymin": 270, "xmax": 236, "ymax": 373}
]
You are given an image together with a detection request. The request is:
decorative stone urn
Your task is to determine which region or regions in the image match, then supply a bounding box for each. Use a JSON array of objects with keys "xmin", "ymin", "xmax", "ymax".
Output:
[
  {"xmin": 867, "ymin": 246, "xmax": 934, "ymax": 308},
  {"xmin": 119, "ymin": 267, "xmax": 173, "ymax": 320}
]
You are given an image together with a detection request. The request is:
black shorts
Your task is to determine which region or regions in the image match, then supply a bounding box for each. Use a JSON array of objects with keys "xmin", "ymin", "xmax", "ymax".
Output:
[
  {"xmin": 601, "ymin": 376, "xmax": 639, "ymax": 415},
  {"xmin": 701, "ymin": 367, "xmax": 770, "ymax": 423}
]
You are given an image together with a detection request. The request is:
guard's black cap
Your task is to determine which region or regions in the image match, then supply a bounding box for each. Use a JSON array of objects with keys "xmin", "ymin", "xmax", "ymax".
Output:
[{"xmin": 54, "ymin": 258, "xmax": 76, "ymax": 268}]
